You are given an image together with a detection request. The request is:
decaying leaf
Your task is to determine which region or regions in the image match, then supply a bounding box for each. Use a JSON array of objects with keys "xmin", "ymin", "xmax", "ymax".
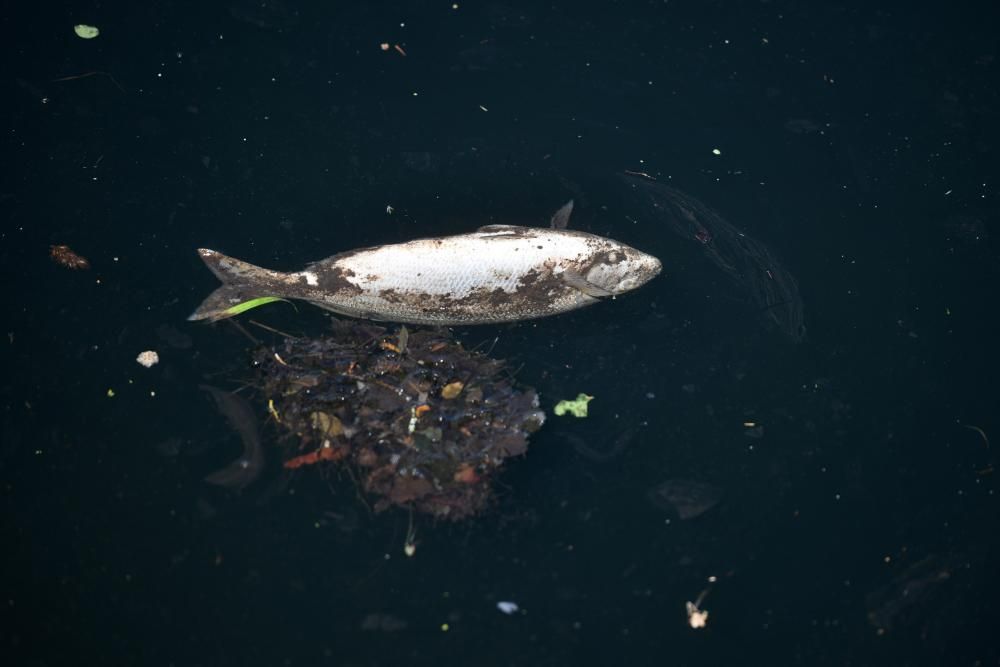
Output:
[
  {"xmin": 50, "ymin": 244, "xmax": 90, "ymax": 269},
  {"xmin": 441, "ymin": 381, "xmax": 464, "ymax": 399},
  {"xmin": 310, "ymin": 411, "xmax": 344, "ymax": 436}
]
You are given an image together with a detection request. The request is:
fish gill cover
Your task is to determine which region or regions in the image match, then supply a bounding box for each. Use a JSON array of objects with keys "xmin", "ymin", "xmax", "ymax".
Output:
[{"xmin": 253, "ymin": 320, "xmax": 545, "ymax": 520}]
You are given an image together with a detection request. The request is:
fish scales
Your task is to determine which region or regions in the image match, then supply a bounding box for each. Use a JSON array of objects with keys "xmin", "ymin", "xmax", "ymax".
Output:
[
  {"xmin": 330, "ymin": 232, "xmax": 554, "ymax": 297},
  {"xmin": 313, "ymin": 230, "xmax": 596, "ymax": 324}
]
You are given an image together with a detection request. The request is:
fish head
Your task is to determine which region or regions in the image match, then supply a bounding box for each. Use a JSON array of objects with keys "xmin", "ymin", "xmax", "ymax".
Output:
[{"xmin": 582, "ymin": 242, "xmax": 662, "ymax": 295}]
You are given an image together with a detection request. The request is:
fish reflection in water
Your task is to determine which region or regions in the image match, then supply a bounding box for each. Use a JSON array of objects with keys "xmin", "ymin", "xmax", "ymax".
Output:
[
  {"xmin": 621, "ymin": 173, "xmax": 806, "ymax": 342},
  {"xmin": 647, "ymin": 479, "xmax": 723, "ymax": 520},
  {"xmin": 201, "ymin": 385, "xmax": 265, "ymax": 490},
  {"xmin": 560, "ymin": 427, "xmax": 636, "ymax": 463}
]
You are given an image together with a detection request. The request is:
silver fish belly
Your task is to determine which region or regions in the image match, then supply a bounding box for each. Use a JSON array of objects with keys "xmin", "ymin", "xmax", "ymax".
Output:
[{"xmin": 189, "ymin": 225, "xmax": 661, "ymax": 325}]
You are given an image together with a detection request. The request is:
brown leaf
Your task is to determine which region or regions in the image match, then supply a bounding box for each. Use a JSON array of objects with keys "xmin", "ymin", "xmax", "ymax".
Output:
[
  {"xmin": 310, "ymin": 411, "xmax": 344, "ymax": 436},
  {"xmin": 50, "ymin": 244, "xmax": 90, "ymax": 269},
  {"xmin": 441, "ymin": 381, "xmax": 464, "ymax": 399}
]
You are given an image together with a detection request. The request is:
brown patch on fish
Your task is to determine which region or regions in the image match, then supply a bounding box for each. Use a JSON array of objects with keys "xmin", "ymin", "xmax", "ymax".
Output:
[
  {"xmin": 591, "ymin": 249, "xmax": 626, "ymax": 265},
  {"xmin": 378, "ymin": 288, "xmax": 406, "ymax": 304},
  {"xmin": 452, "ymin": 269, "xmax": 579, "ymax": 314},
  {"xmin": 516, "ymin": 267, "xmax": 547, "ymax": 288},
  {"xmin": 316, "ymin": 265, "xmax": 364, "ymax": 296},
  {"xmin": 454, "ymin": 287, "xmax": 517, "ymax": 309}
]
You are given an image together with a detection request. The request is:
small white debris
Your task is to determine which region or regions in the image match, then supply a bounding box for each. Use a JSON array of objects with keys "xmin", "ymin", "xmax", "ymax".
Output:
[
  {"xmin": 496, "ymin": 601, "xmax": 519, "ymax": 615},
  {"xmin": 135, "ymin": 350, "xmax": 159, "ymax": 368},
  {"xmin": 711, "ymin": 148, "xmax": 722, "ymax": 155},
  {"xmin": 685, "ymin": 601, "xmax": 709, "ymax": 629}
]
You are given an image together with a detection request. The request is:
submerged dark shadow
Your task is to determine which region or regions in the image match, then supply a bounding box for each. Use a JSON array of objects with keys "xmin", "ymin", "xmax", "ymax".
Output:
[
  {"xmin": 200, "ymin": 385, "xmax": 265, "ymax": 490},
  {"xmin": 620, "ymin": 173, "xmax": 806, "ymax": 342},
  {"xmin": 646, "ymin": 479, "xmax": 723, "ymax": 520}
]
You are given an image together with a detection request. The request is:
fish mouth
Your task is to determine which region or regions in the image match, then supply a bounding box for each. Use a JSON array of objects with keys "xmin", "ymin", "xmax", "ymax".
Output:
[
  {"xmin": 631, "ymin": 251, "xmax": 663, "ymax": 284},
  {"xmin": 629, "ymin": 253, "xmax": 663, "ymax": 291}
]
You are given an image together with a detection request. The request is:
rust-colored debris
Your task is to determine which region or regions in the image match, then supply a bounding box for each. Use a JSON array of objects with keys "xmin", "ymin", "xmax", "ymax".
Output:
[{"xmin": 50, "ymin": 244, "xmax": 90, "ymax": 269}]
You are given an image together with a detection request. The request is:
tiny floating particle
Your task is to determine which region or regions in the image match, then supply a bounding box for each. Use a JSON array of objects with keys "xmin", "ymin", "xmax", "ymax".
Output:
[
  {"xmin": 686, "ymin": 601, "xmax": 709, "ymax": 629},
  {"xmin": 136, "ymin": 350, "xmax": 160, "ymax": 368},
  {"xmin": 74, "ymin": 24, "xmax": 100, "ymax": 39},
  {"xmin": 496, "ymin": 601, "xmax": 519, "ymax": 615}
]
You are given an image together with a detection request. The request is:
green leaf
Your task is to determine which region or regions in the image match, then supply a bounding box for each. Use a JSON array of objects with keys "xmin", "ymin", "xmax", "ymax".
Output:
[
  {"xmin": 222, "ymin": 296, "xmax": 287, "ymax": 317},
  {"xmin": 74, "ymin": 24, "xmax": 100, "ymax": 39},
  {"xmin": 553, "ymin": 393, "xmax": 594, "ymax": 418}
]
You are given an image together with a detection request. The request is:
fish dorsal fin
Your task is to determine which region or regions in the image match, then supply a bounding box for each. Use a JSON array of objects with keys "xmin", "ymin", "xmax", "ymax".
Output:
[
  {"xmin": 477, "ymin": 224, "xmax": 528, "ymax": 234},
  {"xmin": 560, "ymin": 268, "xmax": 614, "ymax": 298},
  {"xmin": 549, "ymin": 200, "xmax": 574, "ymax": 229}
]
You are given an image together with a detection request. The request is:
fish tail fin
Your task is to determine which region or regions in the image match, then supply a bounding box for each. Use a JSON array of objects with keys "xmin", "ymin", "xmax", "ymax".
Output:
[{"xmin": 188, "ymin": 248, "xmax": 289, "ymax": 322}]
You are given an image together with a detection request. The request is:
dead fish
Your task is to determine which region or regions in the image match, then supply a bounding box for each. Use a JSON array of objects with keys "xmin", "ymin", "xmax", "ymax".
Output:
[{"xmin": 189, "ymin": 218, "xmax": 661, "ymax": 326}]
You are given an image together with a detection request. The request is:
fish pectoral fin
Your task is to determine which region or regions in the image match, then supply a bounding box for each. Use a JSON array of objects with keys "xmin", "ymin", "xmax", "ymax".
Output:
[
  {"xmin": 549, "ymin": 200, "xmax": 574, "ymax": 229},
  {"xmin": 560, "ymin": 269, "xmax": 614, "ymax": 298}
]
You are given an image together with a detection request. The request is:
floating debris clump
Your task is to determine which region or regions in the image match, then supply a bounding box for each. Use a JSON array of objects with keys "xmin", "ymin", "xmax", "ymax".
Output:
[{"xmin": 255, "ymin": 321, "xmax": 545, "ymax": 520}]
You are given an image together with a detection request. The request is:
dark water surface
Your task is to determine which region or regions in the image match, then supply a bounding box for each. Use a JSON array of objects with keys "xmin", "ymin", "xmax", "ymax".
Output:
[{"xmin": 3, "ymin": 2, "xmax": 999, "ymax": 665}]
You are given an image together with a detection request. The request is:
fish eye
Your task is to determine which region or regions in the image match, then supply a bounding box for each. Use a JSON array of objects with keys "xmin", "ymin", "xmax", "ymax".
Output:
[{"xmin": 608, "ymin": 251, "xmax": 619, "ymax": 263}]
